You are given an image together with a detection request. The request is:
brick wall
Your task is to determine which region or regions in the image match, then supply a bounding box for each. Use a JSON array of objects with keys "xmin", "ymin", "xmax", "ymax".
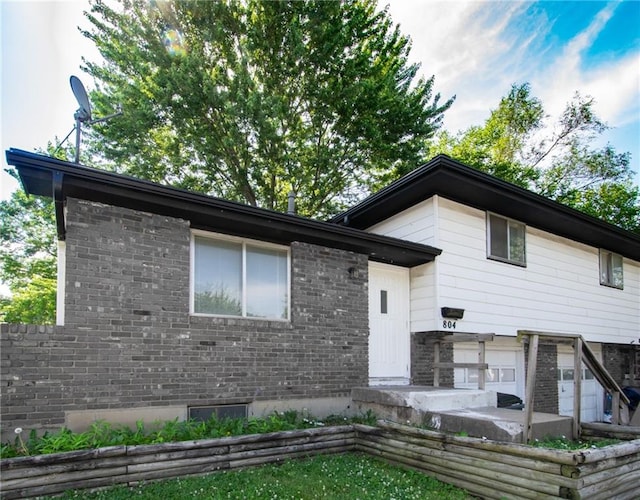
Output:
[
  {"xmin": 524, "ymin": 342, "xmax": 558, "ymax": 414},
  {"xmin": 1, "ymin": 199, "xmax": 369, "ymax": 437},
  {"xmin": 602, "ymin": 343, "xmax": 634, "ymax": 385},
  {"xmin": 411, "ymin": 332, "xmax": 453, "ymax": 386}
]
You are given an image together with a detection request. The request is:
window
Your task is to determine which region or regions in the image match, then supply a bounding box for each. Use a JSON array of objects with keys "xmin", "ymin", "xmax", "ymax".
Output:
[
  {"xmin": 192, "ymin": 233, "xmax": 289, "ymax": 319},
  {"xmin": 599, "ymin": 250, "xmax": 623, "ymax": 289},
  {"xmin": 189, "ymin": 404, "xmax": 248, "ymax": 422},
  {"xmin": 487, "ymin": 213, "xmax": 526, "ymax": 266}
]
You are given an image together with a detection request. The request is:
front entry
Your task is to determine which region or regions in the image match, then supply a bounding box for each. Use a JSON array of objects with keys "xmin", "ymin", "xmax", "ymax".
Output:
[{"xmin": 368, "ymin": 262, "xmax": 410, "ymax": 385}]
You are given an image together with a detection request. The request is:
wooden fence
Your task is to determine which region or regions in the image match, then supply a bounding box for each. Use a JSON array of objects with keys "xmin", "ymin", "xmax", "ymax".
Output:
[{"xmin": 2, "ymin": 422, "xmax": 639, "ymax": 500}]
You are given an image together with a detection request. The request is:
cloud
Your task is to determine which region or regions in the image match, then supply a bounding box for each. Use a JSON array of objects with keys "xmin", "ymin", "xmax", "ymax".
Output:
[
  {"xmin": 532, "ymin": 3, "xmax": 639, "ymax": 129},
  {"xmin": 383, "ymin": 1, "xmax": 541, "ymax": 132},
  {"xmin": 383, "ymin": 0, "xmax": 638, "ymax": 179}
]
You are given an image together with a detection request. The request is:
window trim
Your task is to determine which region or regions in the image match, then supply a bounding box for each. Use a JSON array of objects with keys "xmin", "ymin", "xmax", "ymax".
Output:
[
  {"xmin": 599, "ymin": 249, "xmax": 623, "ymax": 290},
  {"xmin": 190, "ymin": 230, "xmax": 291, "ymax": 320},
  {"xmin": 486, "ymin": 212, "xmax": 527, "ymax": 267}
]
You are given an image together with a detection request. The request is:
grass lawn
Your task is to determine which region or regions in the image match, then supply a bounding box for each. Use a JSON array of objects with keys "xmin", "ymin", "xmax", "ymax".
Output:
[{"xmin": 52, "ymin": 453, "xmax": 468, "ymax": 499}]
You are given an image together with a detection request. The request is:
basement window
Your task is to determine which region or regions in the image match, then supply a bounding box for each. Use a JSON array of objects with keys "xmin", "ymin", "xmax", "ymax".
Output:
[
  {"xmin": 487, "ymin": 213, "xmax": 526, "ymax": 266},
  {"xmin": 599, "ymin": 250, "xmax": 623, "ymax": 289},
  {"xmin": 191, "ymin": 231, "xmax": 290, "ymax": 319},
  {"xmin": 189, "ymin": 404, "xmax": 248, "ymax": 422}
]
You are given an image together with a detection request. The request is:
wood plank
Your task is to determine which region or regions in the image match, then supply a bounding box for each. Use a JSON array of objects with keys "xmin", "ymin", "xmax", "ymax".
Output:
[
  {"xmin": 523, "ymin": 333, "xmax": 539, "ymax": 444},
  {"xmin": 127, "ymin": 453, "xmax": 231, "ymax": 474},
  {"xmin": 361, "ymin": 433, "xmax": 574, "ymax": 490},
  {"xmin": 612, "ymin": 392, "xmax": 621, "ymax": 425},
  {"xmin": 0, "ymin": 466, "xmax": 127, "ymax": 493},
  {"xmin": 227, "ymin": 438, "xmax": 354, "ymax": 462},
  {"xmin": 436, "ymin": 333, "xmax": 495, "ymax": 343},
  {"xmin": 443, "ymin": 442, "xmax": 563, "ymax": 476},
  {"xmin": 0, "ymin": 446, "xmax": 126, "ymax": 470},
  {"xmin": 124, "ymin": 461, "xmax": 230, "ymax": 485},
  {"xmin": 358, "ymin": 422, "xmax": 567, "ymax": 474},
  {"xmin": 0, "ymin": 474, "xmax": 125, "ymax": 500},
  {"xmin": 575, "ymin": 467, "xmax": 640, "ymax": 498},
  {"xmin": 369, "ymin": 421, "xmax": 583, "ymax": 465},
  {"xmin": 579, "ymin": 455, "xmax": 640, "ymax": 488},
  {"xmin": 432, "ymin": 362, "xmax": 489, "ymax": 369},
  {"xmin": 573, "ymin": 336, "xmax": 582, "ymax": 440},
  {"xmin": 478, "ymin": 340, "xmax": 486, "ymax": 391},
  {"xmin": 358, "ymin": 440, "xmax": 563, "ymax": 499},
  {"xmin": 123, "ymin": 425, "xmax": 353, "ymax": 456},
  {"xmin": 228, "ymin": 431, "xmax": 355, "ymax": 453},
  {"xmin": 434, "ymin": 341, "xmax": 440, "ymax": 387},
  {"xmin": 581, "ymin": 422, "xmax": 640, "ymax": 440},
  {"xmin": 578, "ymin": 439, "xmax": 640, "ymax": 464},
  {"xmin": 228, "ymin": 445, "xmax": 348, "ymax": 470},
  {"xmin": 0, "ymin": 455, "xmax": 132, "ymax": 481},
  {"xmin": 586, "ymin": 480, "xmax": 640, "ymax": 500},
  {"xmin": 518, "ymin": 330, "xmax": 581, "ymax": 340}
]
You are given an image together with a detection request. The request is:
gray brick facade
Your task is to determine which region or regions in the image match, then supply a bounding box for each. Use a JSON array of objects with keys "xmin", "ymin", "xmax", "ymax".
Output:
[
  {"xmin": 603, "ymin": 343, "xmax": 634, "ymax": 385},
  {"xmin": 410, "ymin": 332, "xmax": 453, "ymax": 386},
  {"xmin": 1, "ymin": 199, "xmax": 368, "ymax": 437},
  {"xmin": 525, "ymin": 342, "xmax": 559, "ymax": 414}
]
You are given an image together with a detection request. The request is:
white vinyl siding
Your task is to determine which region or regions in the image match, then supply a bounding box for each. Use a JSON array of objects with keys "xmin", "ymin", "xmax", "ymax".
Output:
[
  {"xmin": 369, "ymin": 198, "xmax": 438, "ymax": 331},
  {"xmin": 368, "ymin": 196, "xmax": 640, "ymax": 344},
  {"xmin": 369, "ymin": 197, "xmax": 438, "ymax": 247}
]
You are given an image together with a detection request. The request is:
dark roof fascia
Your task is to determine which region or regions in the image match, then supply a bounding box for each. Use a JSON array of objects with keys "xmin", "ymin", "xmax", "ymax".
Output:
[
  {"xmin": 6, "ymin": 149, "xmax": 441, "ymax": 267},
  {"xmin": 331, "ymin": 155, "xmax": 640, "ymax": 261}
]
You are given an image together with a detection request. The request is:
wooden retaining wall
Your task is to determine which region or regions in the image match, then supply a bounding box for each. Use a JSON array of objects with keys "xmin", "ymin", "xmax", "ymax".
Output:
[
  {"xmin": 0, "ymin": 426, "xmax": 354, "ymax": 499},
  {"xmin": 581, "ymin": 421, "xmax": 640, "ymax": 441},
  {"xmin": 1, "ymin": 422, "xmax": 639, "ymax": 500},
  {"xmin": 355, "ymin": 421, "xmax": 640, "ymax": 500}
]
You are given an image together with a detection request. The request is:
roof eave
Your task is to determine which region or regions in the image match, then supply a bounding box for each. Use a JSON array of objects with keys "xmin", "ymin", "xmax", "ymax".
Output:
[
  {"xmin": 331, "ymin": 155, "xmax": 640, "ymax": 261},
  {"xmin": 6, "ymin": 149, "xmax": 441, "ymax": 267}
]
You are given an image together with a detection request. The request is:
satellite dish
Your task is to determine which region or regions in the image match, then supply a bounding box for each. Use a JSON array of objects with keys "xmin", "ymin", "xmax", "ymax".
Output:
[
  {"xmin": 54, "ymin": 76, "xmax": 121, "ymax": 163},
  {"xmin": 70, "ymin": 75, "xmax": 92, "ymax": 122}
]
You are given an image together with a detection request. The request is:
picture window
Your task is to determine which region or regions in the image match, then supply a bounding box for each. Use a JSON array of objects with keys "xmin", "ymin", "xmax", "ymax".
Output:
[{"xmin": 192, "ymin": 232, "xmax": 289, "ymax": 319}]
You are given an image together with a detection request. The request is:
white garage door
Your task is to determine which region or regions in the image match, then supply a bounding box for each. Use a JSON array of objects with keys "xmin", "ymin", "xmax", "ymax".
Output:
[
  {"xmin": 558, "ymin": 346, "xmax": 604, "ymax": 423},
  {"xmin": 454, "ymin": 340, "xmax": 525, "ymax": 399}
]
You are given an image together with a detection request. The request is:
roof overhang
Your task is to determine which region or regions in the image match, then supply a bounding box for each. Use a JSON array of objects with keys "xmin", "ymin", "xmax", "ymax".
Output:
[
  {"xmin": 331, "ymin": 155, "xmax": 640, "ymax": 261},
  {"xmin": 6, "ymin": 149, "xmax": 441, "ymax": 267}
]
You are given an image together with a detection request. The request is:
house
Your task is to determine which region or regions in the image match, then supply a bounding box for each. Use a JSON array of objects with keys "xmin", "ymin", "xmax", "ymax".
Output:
[{"xmin": 2, "ymin": 149, "xmax": 639, "ymax": 440}]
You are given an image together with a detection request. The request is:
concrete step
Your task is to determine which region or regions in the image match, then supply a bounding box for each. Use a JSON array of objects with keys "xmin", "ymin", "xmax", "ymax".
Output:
[{"xmin": 352, "ymin": 386, "xmax": 573, "ymax": 442}]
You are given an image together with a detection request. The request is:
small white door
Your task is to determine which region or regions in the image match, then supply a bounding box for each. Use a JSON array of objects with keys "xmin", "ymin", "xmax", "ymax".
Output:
[
  {"xmin": 368, "ymin": 262, "xmax": 410, "ymax": 385},
  {"xmin": 558, "ymin": 346, "xmax": 604, "ymax": 422}
]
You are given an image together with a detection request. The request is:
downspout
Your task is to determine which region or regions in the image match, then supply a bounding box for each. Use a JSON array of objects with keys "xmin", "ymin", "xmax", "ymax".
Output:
[
  {"xmin": 52, "ymin": 170, "xmax": 66, "ymax": 325},
  {"xmin": 53, "ymin": 170, "xmax": 66, "ymax": 240}
]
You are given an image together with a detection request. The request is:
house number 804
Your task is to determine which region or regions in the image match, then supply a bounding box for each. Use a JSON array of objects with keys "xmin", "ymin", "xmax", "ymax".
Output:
[{"xmin": 443, "ymin": 320, "xmax": 456, "ymax": 329}]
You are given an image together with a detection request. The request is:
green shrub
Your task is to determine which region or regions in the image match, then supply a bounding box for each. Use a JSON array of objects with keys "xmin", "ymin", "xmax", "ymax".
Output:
[{"xmin": 0, "ymin": 410, "xmax": 374, "ymax": 459}]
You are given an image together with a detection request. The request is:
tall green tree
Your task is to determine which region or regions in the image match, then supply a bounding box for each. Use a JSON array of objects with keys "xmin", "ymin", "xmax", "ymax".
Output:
[
  {"xmin": 81, "ymin": 0, "xmax": 453, "ymax": 217},
  {"xmin": 0, "ymin": 170, "xmax": 57, "ymax": 324},
  {"xmin": 431, "ymin": 83, "xmax": 639, "ymax": 232}
]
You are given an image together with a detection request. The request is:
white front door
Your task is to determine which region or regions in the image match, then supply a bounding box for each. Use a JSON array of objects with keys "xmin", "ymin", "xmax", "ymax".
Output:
[{"xmin": 368, "ymin": 262, "xmax": 410, "ymax": 385}]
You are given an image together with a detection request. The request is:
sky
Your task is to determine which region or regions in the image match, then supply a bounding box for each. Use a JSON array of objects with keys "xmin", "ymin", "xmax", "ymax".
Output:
[{"xmin": 1, "ymin": 0, "xmax": 639, "ymax": 203}]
